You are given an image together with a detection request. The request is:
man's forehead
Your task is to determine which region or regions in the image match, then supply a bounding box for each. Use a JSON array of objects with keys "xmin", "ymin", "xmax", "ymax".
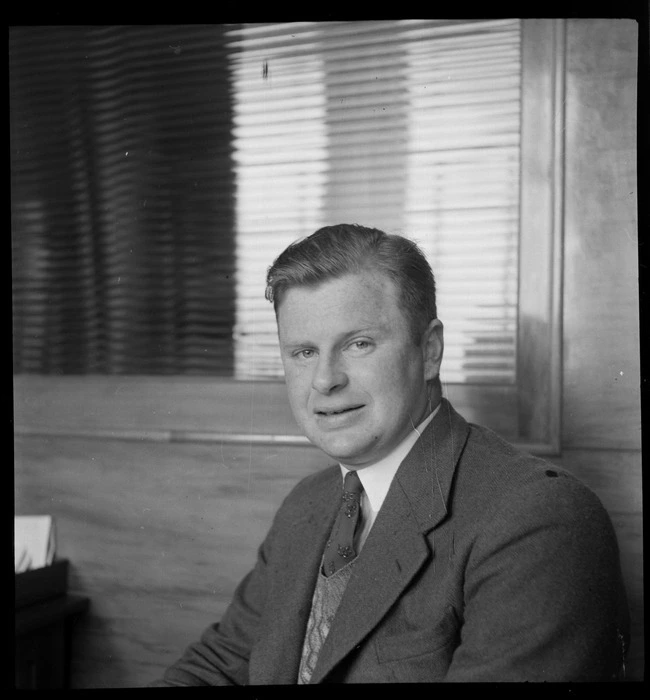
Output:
[
  {"xmin": 276, "ymin": 272, "xmax": 402, "ymax": 342},
  {"xmin": 277, "ymin": 270, "xmax": 398, "ymax": 307}
]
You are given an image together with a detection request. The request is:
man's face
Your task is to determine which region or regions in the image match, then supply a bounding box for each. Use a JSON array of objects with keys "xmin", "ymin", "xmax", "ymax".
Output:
[{"xmin": 277, "ymin": 269, "xmax": 442, "ymax": 469}]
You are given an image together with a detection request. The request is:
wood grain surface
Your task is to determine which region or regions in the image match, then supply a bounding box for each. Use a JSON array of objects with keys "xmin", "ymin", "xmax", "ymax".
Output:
[
  {"xmin": 562, "ymin": 18, "xmax": 640, "ymax": 451},
  {"xmin": 14, "ymin": 434, "xmax": 332, "ymax": 687}
]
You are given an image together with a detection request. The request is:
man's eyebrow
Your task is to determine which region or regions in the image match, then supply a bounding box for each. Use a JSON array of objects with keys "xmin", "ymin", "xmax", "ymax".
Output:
[
  {"xmin": 280, "ymin": 339, "xmax": 310, "ymax": 351},
  {"xmin": 342, "ymin": 325, "xmax": 385, "ymax": 339},
  {"xmin": 281, "ymin": 325, "xmax": 386, "ymax": 349}
]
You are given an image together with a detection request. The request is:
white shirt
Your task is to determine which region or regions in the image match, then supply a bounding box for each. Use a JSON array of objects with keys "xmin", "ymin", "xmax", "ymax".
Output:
[{"xmin": 340, "ymin": 402, "xmax": 441, "ymax": 552}]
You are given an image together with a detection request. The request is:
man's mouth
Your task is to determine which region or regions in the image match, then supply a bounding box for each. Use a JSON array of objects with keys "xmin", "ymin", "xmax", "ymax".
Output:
[{"xmin": 316, "ymin": 405, "xmax": 364, "ymax": 416}]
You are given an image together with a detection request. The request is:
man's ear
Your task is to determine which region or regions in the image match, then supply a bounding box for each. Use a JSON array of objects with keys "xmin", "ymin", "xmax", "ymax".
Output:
[{"xmin": 422, "ymin": 318, "xmax": 444, "ymax": 382}]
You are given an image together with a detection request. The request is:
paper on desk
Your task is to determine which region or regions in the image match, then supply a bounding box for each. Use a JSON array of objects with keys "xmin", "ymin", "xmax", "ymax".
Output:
[{"xmin": 14, "ymin": 515, "xmax": 56, "ymax": 573}]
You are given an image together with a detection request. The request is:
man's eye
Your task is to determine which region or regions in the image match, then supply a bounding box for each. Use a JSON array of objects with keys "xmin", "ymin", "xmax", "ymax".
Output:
[
  {"xmin": 349, "ymin": 340, "xmax": 371, "ymax": 352},
  {"xmin": 297, "ymin": 349, "xmax": 314, "ymax": 359}
]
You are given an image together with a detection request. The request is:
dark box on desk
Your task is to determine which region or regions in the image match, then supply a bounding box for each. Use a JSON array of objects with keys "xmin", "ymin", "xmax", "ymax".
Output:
[{"xmin": 15, "ymin": 559, "xmax": 69, "ymax": 609}]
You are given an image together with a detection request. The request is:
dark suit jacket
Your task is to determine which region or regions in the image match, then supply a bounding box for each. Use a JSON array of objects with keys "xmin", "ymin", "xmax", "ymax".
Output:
[{"xmin": 155, "ymin": 399, "xmax": 630, "ymax": 684}]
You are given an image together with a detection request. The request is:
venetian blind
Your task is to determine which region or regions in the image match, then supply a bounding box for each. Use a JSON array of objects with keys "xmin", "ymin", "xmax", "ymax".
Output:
[
  {"xmin": 228, "ymin": 20, "xmax": 521, "ymax": 383},
  {"xmin": 11, "ymin": 22, "xmax": 520, "ymax": 382},
  {"xmin": 11, "ymin": 25, "xmax": 237, "ymax": 375}
]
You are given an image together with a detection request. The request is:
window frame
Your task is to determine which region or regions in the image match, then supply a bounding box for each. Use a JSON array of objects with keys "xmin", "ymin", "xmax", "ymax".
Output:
[
  {"xmin": 13, "ymin": 19, "xmax": 565, "ymax": 457},
  {"xmin": 447, "ymin": 18, "xmax": 565, "ymax": 455}
]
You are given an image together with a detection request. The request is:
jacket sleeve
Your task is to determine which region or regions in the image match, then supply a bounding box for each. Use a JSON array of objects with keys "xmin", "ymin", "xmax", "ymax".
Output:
[
  {"xmin": 444, "ymin": 473, "xmax": 630, "ymax": 682},
  {"xmin": 149, "ymin": 533, "xmax": 274, "ymax": 686}
]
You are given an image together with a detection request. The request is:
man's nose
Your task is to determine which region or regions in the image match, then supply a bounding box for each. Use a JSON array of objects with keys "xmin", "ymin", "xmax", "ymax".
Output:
[{"xmin": 311, "ymin": 353, "xmax": 348, "ymax": 394}]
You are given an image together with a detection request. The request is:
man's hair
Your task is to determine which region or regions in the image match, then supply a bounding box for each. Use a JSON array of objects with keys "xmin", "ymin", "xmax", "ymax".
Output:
[{"xmin": 265, "ymin": 223, "xmax": 437, "ymax": 343}]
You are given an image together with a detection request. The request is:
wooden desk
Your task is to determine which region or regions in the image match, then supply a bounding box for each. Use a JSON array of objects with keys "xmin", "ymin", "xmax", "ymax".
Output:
[{"xmin": 15, "ymin": 594, "xmax": 89, "ymax": 689}]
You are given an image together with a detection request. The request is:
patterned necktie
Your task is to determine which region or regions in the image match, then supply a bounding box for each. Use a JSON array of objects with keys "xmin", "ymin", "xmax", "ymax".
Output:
[{"xmin": 322, "ymin": 470, "xmax": 364, "ymax": 577}]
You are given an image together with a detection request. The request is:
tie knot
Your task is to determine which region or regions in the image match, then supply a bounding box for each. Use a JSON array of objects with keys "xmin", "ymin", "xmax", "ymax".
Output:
[{"xmin": 343, "ymin": 470, "xmax": 363, "ymax": 498}]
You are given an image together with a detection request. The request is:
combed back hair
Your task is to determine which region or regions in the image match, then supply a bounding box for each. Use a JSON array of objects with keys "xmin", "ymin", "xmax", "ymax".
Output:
[{"xmin": 265, "ymin": 223, "xmax": 437, "ymax": 344}]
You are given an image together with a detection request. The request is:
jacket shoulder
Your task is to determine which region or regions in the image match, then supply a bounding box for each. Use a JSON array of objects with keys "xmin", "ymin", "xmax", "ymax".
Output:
[
  {"xmin": 453, "ymin": 422, "xmax": 609, "ymax": 526},
  {"xmin": 462, "ymin": 421, "xmax": 578, "ymax": 486}
]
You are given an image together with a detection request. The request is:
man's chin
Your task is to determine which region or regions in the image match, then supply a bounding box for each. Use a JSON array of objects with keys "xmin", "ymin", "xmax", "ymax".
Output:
[{"xmin": 306, "ymin": 432, "xmax": 375, "ymax": 467}]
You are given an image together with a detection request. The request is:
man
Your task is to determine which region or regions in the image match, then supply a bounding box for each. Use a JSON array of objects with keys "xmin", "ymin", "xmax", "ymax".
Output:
[{"xmin": 153, "ymin": 224, "xmax": 629, "ymax": 684}]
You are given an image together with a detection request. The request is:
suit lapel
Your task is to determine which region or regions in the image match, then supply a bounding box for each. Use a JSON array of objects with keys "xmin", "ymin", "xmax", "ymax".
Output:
[
  {"xmin": 396, "ymin": 398, "xmax": 470, "ymax": 532},
  {"xmin": 309, "ymin": 481, "xmax": 429, "ymax": 683},
  {"xmin": 251, "ymin": 466, "xmax": 341, "ymax": 685},
  {"xmin": 309, "ymin": 399, "xmax": 470, "ymax": 683}
]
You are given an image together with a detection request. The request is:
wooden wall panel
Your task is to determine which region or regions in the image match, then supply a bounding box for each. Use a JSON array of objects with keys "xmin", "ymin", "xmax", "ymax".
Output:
[
  {"xmin": 558, "ymin": 19, "xmax": 642, "ymax": 681},
  {"xmin": 562, "ymin": 18, "xmax": 640, "ymax": 451},
  {"xmin": 14, "ymin": 434, "xmax": 331, "ymax": 688},
  {"xmin": 12, "ymin": 375, "xmax": 304, "ymax": 439}
]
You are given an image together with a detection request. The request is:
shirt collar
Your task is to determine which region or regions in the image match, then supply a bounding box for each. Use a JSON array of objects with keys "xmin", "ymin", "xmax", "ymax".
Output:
[{"xmin": 340, "ymin": 402, "xmax": 441, "ymax": 513}]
